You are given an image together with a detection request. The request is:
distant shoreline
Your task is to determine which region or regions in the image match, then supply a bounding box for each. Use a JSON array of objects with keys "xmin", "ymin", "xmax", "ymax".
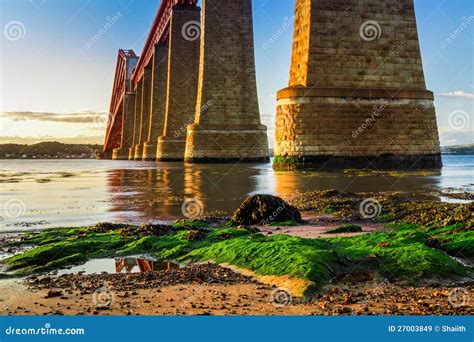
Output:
[
  {"xmin": 1, "ymin": 153, "xmax": 474, "ymax": 160},
  {"xmin": 1, "ymin": 142, "xmax": 473, "ymax": 159}
]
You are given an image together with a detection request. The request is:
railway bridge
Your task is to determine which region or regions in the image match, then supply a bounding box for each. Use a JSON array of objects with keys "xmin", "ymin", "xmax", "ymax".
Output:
[{"xmin": 104, "ymin": 0, "xmax": 441, "ymax": 169}]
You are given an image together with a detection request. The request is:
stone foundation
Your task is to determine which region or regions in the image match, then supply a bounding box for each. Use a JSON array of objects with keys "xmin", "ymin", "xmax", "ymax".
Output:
[
  {"xmin": 142, "ymin": 142, "xmax": 158, "ymax": 161},
  {"xmin": 274, "ymin": 0, "xmax": 442, "ymax": 170},
  {"xmin": 133, "ymin": 144, "xmax": 143, "ymax": 161},
  {"xmin": 142, "ymin": 43, "xmax": 169, "ymax": 162},
  {"xmin": 128, "ymin": 148, "xmax": 134, "ymax": 161},
  {"xmin": 156, "ymin": 5, "xmax": 200, "ymax": 161},
  {"xmin": 130, "ymin": 80, "xmax": 143, "ymax": 160},
  {"xmin": 184, "ymin": 0, "xmax": 269, "ymax": 163},
  {"xmin": 112, "ymin": 148, "xmax": 130, "ymax": 160},
  {"xmin": 157, "ymin": 137, "xmax": 186, "ymax": 161},
  {"xmin": 275, "ymin": 88, "xmax": 441, "ymax": 170},
  {"xmin": 185, "ymin": 125, "xmax": 270, "ymax": 163}
]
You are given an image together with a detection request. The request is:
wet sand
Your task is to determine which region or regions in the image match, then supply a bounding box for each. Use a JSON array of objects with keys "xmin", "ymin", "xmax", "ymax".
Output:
[
  {"xmin": 258, "ymin": 215, "xmax": 390, "ymax": 238},
  {"xmin": 1, "ymin": 264, "xmax": 472, "ymax": 316}
]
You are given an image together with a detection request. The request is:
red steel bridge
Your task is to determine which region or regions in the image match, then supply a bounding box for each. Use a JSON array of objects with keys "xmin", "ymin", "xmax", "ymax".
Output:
[{"xmin": 103, "ymin": 0, "xmax": 198, "ymax": 154}]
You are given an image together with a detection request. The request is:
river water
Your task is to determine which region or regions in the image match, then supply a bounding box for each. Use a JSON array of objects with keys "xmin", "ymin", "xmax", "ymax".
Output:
[{"xmin": 0, "ymin": 155, "xmax": 472, "ymax": 231}]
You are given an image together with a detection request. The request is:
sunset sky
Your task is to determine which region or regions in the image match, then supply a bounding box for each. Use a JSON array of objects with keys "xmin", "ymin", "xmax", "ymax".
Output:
[{"xmin": 1, "ymin": 0, "xmax": 473, "ymax": 146}]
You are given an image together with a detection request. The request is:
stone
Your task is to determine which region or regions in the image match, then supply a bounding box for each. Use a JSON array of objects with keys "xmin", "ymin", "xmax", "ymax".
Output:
[
  {"xmin": 113, "ymin": 93, "xmax": 136, "ymax": 160},
  {"xmin": 184, "ymin": 0, "xmax": 269, "ymax": 163},
  {"xmin": 135, "ymin": 65, "xmax": 152, "ymax": 160},
  {"xmin": 156, "ymin": 5, "xmax": 201, "ymax": 161},
  {"xmin": 231, "ymin": 194, "xmax": 303, "ymax": 225},
  {"xmin": 142, "ymin": 43, "xmax": 169, "ymax": 161},
  {"xmin": 45, "ymin": 290, "xmax": 63, "ymax": 298},
  {"xmin": 274, "ymin": 0, "xmax": 442, "ymax": 170},
  {"xmin": 131, "ymin": 79, "xmax": 143, "ymax": 160}
]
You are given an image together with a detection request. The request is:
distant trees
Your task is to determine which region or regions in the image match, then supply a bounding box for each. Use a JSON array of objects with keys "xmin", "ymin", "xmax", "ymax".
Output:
[
  {"xmin": 441, "ymin": 145, "xmax": 474, "ymax": 155},
  {"xmin": 0, "ymin": 142, "xmax": 102, "ymax": 159}
]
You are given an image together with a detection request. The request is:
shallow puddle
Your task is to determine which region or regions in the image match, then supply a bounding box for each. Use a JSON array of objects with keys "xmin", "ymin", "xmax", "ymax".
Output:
[{"xmin": 56, "ymin": 257, "xmax": 180, "ymax": 275}]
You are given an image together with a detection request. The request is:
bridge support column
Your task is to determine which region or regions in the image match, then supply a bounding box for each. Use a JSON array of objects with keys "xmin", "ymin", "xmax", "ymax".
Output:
[
  {"xmin": 142, "ymin": 43, "xmax": 169, "ymax": 161},
  {"xmin": 184, "ymin": 0, "xmax": 269, "ymax": 163},
  {"xmin": 273, "ymin": 0, "xmax": 441, "ymax": 170},
  {"xmin": 113, "ymin": 93, "xmax": 136, "ymax": 160},
  {"xmin": 134, "ymin": 66, "xmax": 153, "ymax": 160},
  {"xmin": 129, "ymin": 79, "xmax": 143, "ymax": 160},
  {"xmin": 156, "ymin": 5, "xmax": 200, "ymax": 161}
]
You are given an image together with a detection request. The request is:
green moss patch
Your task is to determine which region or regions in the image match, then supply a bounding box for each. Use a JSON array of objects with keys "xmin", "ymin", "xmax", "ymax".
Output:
[{"xmin": 2, "ymin": 222, "xmax": 472, "ymax": 290}]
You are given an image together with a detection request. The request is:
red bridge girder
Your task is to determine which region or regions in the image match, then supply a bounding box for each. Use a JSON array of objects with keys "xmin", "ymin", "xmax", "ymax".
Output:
[
  {"xmin": 131, "ymin": 0, "xmax": 198, "ymax": 86},
  {"xmin": 104, "ymin": 0, "xmax": 198, "ymax": 154},
  {"xmin": 103, "ymin": 49, "xmax": 138, "ymax": 153}
]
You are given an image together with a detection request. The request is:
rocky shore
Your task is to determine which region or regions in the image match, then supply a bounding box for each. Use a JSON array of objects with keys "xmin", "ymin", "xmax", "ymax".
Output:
[
  {"xmin": 1, "ymin": 264, "xmax": 471, "ymax": 316},
  {"xmin": 0, "ymin": 190, "xmax": 472, "ymax": 316}
]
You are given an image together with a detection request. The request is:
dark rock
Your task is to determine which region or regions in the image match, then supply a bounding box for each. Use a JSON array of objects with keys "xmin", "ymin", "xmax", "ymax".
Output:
[
  {"xmin": 425, "ymin": 238, "xmax": 443, "ymax": 250},
  {"xmin": 44, "ymin": 290, "xmax": 62, "ymax": 298},
  {"xmin": 231, "ymin": 194, "xmax": 303, "ymax": 225},
  {"xmin": 186, "ymin": 229, "xmax": 205, "ymax": 241}
]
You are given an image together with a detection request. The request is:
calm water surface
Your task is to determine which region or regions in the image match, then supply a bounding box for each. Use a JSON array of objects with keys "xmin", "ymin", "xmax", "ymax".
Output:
[{"xmin": 0, "ymin": 155, "xmax": 472, "ymax": 231}]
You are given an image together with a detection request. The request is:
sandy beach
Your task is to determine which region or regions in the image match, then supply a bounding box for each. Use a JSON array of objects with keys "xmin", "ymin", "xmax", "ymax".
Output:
[{"xmin": 1, "ymin": 263, "xmax": 472, "ymax": 316}]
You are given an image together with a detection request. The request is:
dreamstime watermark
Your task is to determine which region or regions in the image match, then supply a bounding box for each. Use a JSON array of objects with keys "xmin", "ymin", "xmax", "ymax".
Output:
[
  {"xmin": 2, "ymin": 291, "xmax": 21, "ymax": 311},
  {"xmin": 360, "ymin": 280, "xmax": 388, "ymax": 305},
  {"xmin": 84, "ymin": 12, "xmax": 123, "ymax": 50},
  {"xmin": 359, "ymin": 20, "xmax": 382, "ymax": 41},
  {"xmin": 440, "ymin": 16, "xmax": 474, "ymax": 50},
  {"xmin": 260, "ymin": 191, "xmax": 301, "ymax": 225},
  {"xmin": 181, "ymin": 21, "xmax": 200, "ymax": 41},
  {"xmin": 448, "ymin": 287, "xmax": 469, "ymax": 308},
  {"xmin": 173, "ymin": 100, "xmax": 212, "ymax": 139},
  {"xmin": 3, "ymin": 198, "xmax": 26, "ymax": 219},
  {"xmin": 263, "ymin": 16, "xmax": 295, "ymax": 49},
  {"xmin": 29, "ymin": 0, "xmax": 47, "ymax": 11},
  {"xmin": 5, "ymin": 323, "xmax": 85, "ymax": 336},
  {"xmin": 271, "ymin": 288, "xmax": 293, "ymax": 308},
  {"xmin": 359, "ymin": 198, "xmax": 382, "ymax": 219},
  {"xmin": 352, "ymin": 102, "xmax": 388, "ymax": 139},
  {"xmin": 261, "ymin": 204, "xmax": 286, "ymax": 226},
  {"xmin": 181, "ymin": 198, "xmax": 204, "ymax": 219},
  {"xmin": 448, "ymin": 110, "xmax": 471, "ymax": 130},
  {"xmin": 92, "ymin": 286, "xmax": 115, "ymax": 308},
  {"xmin": 4, "ymin": 21, "xmax": 26, "ymax": 41}
]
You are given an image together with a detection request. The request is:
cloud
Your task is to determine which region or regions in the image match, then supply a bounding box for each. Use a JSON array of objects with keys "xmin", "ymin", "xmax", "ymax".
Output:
[
  {"xmin": 1, "ymin": 111, "xmax": 109, "ymax": 124},
  {"xmin": 0, "ymin": 135, "xmax": 104, "ymax": 145},
  {"xmin": 438, "ymin": 130, "xmax": 474, "ymax": 147},
  {"xmin": 437, "ymin": 91, "xmax": 474, "ymax": 100}
]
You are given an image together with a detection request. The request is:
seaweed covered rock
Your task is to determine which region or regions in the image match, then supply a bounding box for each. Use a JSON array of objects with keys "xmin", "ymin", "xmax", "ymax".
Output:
[
  {"xmin": 231, "ymin": 194, "xmax": 303, "ymax": 225},
  {"xmin": 119, "ymin": 224, "xmax": 174, "ymax": 237}
]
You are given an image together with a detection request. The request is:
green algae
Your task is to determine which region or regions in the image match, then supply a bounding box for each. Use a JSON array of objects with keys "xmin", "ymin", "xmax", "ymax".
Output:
[
  {"xmin": 290, "ymin": 190, "xmax": 473, "ymax": 228},
  {"xmin": 3, "ymin": 222, "xmax": 472, "ymax": 289},
  {"xmin": 325, "ymin": 224, "xmax": 363, "ymax": 234},
  {"xmin": 6, "ymin": 231, "xmax": 127, "ymax": 273}
]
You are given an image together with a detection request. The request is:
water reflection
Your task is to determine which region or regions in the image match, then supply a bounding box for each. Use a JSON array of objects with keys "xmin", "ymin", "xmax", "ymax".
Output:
[
  {"xmin": 56, "ymin": 257, "xmax": 180, "ymax": 275},
  {"xmin": 114, "ymin": 257, "xmax": 179, "ymax": 273},
  {"xmin": 107, "ymin": 162, "xmax": 267, "ymax": 222},
  {"xmin": 106, "ymin": 162, "xmax": 445, "ymax": 223},
  {"xmin": 1, "ymin": 156, "xmax": 471, "ymax": 230}
]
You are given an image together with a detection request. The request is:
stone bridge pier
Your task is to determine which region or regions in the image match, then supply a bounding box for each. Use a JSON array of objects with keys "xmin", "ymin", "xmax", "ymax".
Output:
[
  {"xmin": 156, "ymin": 5, "xmax": 201, "ymax": 161},
  {"xmin": 184, "ymin": 0, "xmax": 269, "ymax": 163},
  {"xmin": 274, "ymin": 0, "xmax": 442, "ymax": 170},
  {"xmin": 106, "ymin": 0, "xmax": 268, "ymax": 163},
  {"xmin": 142, "ymin": 43, "xmax": 169, "ymax": 161}
]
